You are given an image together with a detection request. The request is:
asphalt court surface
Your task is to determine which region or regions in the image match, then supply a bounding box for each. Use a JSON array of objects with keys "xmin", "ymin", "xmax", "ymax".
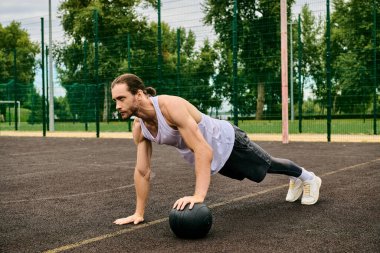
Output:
[{"xmin": 1, "ymin": 136, "xmax": 379, "ymax": 253}]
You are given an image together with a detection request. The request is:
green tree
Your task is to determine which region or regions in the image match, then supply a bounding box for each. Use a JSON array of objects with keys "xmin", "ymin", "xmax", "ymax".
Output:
[
  {"xmin": 203, "ymin": 0, "xmax": 295, "ymax": 119},
  {"xmin": 0, "ymin": 21, "xmax": 39, "ymax": 120},
  {"xmin": 56, "ymin": 0, "xmax": 157, "ymax": 122},
  {"xmin": 54, "ymin": 96, "xmax": 72, "ymax": 120},
  {"xmin": 330, "ymin": 0, "xmax": 379, "ymax": 114},
  {"xmin": 56, "ymin": 0, "xmax": 219, "ymax": 121},
  {"xmin": 180, "ymin": 39, "xmax": 219, "ymax": 113},
  {"xmin": 292, "ymin": 5, "xmax": 325, "ymax": 114}
]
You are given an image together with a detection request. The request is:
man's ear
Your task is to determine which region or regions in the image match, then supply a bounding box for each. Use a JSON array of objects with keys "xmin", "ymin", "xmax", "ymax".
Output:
[{"xmin": 136, "ymin": 89, "xmax": 144, "ymax": 100}]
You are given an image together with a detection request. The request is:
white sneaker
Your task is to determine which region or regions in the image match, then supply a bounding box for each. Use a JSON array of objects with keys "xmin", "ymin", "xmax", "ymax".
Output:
[
  {"xmin": 286, "ymin": 178, "xmax": 303, "ymax": 202},
  {"xmin": 301, "ymin": 173, "xmax": 322, "ymax": 205}
]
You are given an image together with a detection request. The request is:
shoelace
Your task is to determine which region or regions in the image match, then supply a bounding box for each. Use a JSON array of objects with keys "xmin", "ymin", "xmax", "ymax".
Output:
[
  {"xmin": 303, "ymin": 183, "xmax": 310, "ymax": 196},
  {"xmin": 289, "ymin": 180, "xmax": 295, "ymax": 189}
]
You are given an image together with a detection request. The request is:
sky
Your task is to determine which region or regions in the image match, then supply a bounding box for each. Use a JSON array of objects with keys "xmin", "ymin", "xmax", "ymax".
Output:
[
  {"xmin": 0, "ymin": 0, "xmax": 324, "ymax": 98},
  {"xmin": 0, "ymin": 0, "xmax": 216, "ymax": 44},
  {"xmin": 0, "ymin": 0, "xmax": 215, "ymax": 97},
  {"xmin": 0, "ymin": 0, "xmax": 323, "ymax": 40}
]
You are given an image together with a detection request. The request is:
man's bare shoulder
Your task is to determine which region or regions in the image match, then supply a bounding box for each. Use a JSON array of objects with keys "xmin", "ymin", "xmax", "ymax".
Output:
[
  {"xmin": 132, "ymin": 118, "xmax": 145, "ymax": 144},
  {"xmin": 157, "ymin": 95, "xmax": 201, "ymax": 124},
  {"xmin": 157, "ymin": 95, "xmax": 185, "ymax": 105},
  {"xmin": 158, "ymin": 95, "xmax": 198, "ymax": 112},
  {"xmin": 132, "ymin": 117, "xmax": 140, "ymax": 129}
]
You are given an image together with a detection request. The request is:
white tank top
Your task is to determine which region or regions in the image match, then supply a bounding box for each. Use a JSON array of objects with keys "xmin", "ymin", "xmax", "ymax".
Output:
[{"xmin": 139, "ymin": 96, "xmax": 235, "ymax": 174}]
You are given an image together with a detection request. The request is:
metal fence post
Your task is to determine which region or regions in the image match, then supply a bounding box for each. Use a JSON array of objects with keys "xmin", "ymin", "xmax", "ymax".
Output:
[
  {"xmin": 157, "ymin": 0, "xmax": 163, "ymax": 86},
  {"xmin": 176, "ymin": 29, "xmax": 181, "ymax": 96},
  {"xmin": 127, "ymin": 33, "xmax": 132, "ymax": 132},
  {"xmin": 326, "ymin": 0, "xmax": 332, "ymax": 142},
  {"xmin": 83, "ymin": 40, "xmax": 88, "ymax": 131},
  {"xmin": 93, "ymin": 9, "xmax": 100, "ymax": 138},
  {"xmin": 41, "ymin": 17, "xmax": 46, "ymax": 136},
  {"xmin": 13, "ymin": 48, "xmax": 18, "ymax": 131},
  {"xmin": 232, "ymin": 0, "xmax": 238, "ymax": 126},
  {"xmin": 373, "ymin": 0, "xmax": 378, "ymax": 135},
  {"xmin": 46, "ymin": 45, "xmax": 49, "ymax": 131},
  {"xmin": 298, "ymin": 14, "xmax": 303, "ymax": 133}
]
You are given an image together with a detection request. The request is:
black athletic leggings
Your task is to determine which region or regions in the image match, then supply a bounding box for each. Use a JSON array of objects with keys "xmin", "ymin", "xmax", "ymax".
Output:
[
  {"xmin": 219, "ymin": 126, "xmax": 302, "ymax": 182},
  {"xmin": 268, "ymin": 157, "xmax": 302, "ymax": 178}
]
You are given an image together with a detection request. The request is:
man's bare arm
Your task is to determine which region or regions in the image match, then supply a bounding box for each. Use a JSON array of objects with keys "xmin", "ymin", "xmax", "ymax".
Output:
[
  {"xmin": 114, "ymin": 119, "xmax": 152, "ymax": 225},
  {"xmin": 164, "ymin": 97, "xmax": 213, "ymax": 210}
]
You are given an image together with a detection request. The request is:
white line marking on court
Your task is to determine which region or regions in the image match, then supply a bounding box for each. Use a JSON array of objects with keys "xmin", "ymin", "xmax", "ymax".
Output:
[
  {"xmin": 2, "ymin": 162, "xmax": 60, "ymax": 167},
  {"xmin": 9, "ymin": 148, "xmax": 89, "ymax": 156},
  {"xmin": 43, "ymin": 218, "xmax": 169, "ymax": 253},
  {"xmin": 42, "ymin": 158, "xmax": 380, "ymax": 253},
  {"xmin": 1, "ymin": 184, "xmax": 135, "ymax": 204},
  {"xmin": 91, "ymin": 161, "xmax": 136, "ymax": 167}
]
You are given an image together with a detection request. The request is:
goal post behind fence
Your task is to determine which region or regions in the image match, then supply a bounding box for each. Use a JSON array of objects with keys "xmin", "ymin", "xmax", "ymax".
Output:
[{"xmin": 0, "ymin": 101, "xmax": 21, "ymax": 127}]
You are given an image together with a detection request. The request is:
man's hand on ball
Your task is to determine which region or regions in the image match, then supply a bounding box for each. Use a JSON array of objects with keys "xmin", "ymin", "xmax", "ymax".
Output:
[{"xmin": 173, "ymin": 195, "xmax": 204, "ymax": 211}]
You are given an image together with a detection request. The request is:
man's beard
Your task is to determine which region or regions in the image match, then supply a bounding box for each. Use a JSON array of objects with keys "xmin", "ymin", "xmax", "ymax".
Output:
[{"xmin": 120, "ymin": 100, "xmax": 139, "ymax": 120}]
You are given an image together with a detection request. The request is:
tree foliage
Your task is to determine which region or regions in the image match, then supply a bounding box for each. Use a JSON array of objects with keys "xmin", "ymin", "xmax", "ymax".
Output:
[
  {"xmin": 52, "ymin": 0, "xmax": 380, "ymax": 122},
  {"xmin": 0, "ymin": 21, "xmax": 39, "ymax": 119},
  {"xmin": 203, "ymin": 0, "xmax": 295, "ymax": 118},
  {"xmin": 293, "ymin": 0, "xmax": 379, "ymax": 115},
  {"xmin": 330, "ymin": 0, "xmax": 379, "ymax": 114},
  {"xmin": 204, "ymin": 0, "xmax": 378, "ymax": 117},
  {"xmin": 292, "ymin": 5, "xmax": 325, "ymax": 112},
  {"xmin": 55, "ymin": 0, "xmax": 219, "ymax": 121}
]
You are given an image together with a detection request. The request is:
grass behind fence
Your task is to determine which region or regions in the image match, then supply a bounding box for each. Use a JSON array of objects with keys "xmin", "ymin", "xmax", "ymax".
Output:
[
  {"xmin": 0, "ymin": 119, "xmax": 375, "ymax": 134},
  {"xmin": 239, "ymin": 119, "xmax": 375, "ymax": 134}
]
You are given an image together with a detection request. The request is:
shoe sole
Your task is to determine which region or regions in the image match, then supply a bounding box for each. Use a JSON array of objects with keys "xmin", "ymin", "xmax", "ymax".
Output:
[
  {"xmin": 301, "ymin": 176, "xmax": 322, "ymax": 205},
  {"xmin": 286, "ymin": 189, "xmax": 303, "ymax": 202}
]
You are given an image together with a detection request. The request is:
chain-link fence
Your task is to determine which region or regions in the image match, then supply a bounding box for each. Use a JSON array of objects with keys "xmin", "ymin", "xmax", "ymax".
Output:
[{"xmin": 0, "ymin": 0, "xmax": 379, "ymax": 141}]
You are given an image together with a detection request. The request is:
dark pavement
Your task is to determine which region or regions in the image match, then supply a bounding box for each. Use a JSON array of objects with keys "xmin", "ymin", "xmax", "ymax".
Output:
[{"xmin": 1, "ymin": 137, "xmax": 379, "ymax": 253}]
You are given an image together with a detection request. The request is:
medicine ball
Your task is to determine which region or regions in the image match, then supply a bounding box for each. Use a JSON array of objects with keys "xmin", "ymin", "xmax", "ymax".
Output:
[{"xmin": 169, "ymin": 203, "xmax": 213, "ymax": 239}]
